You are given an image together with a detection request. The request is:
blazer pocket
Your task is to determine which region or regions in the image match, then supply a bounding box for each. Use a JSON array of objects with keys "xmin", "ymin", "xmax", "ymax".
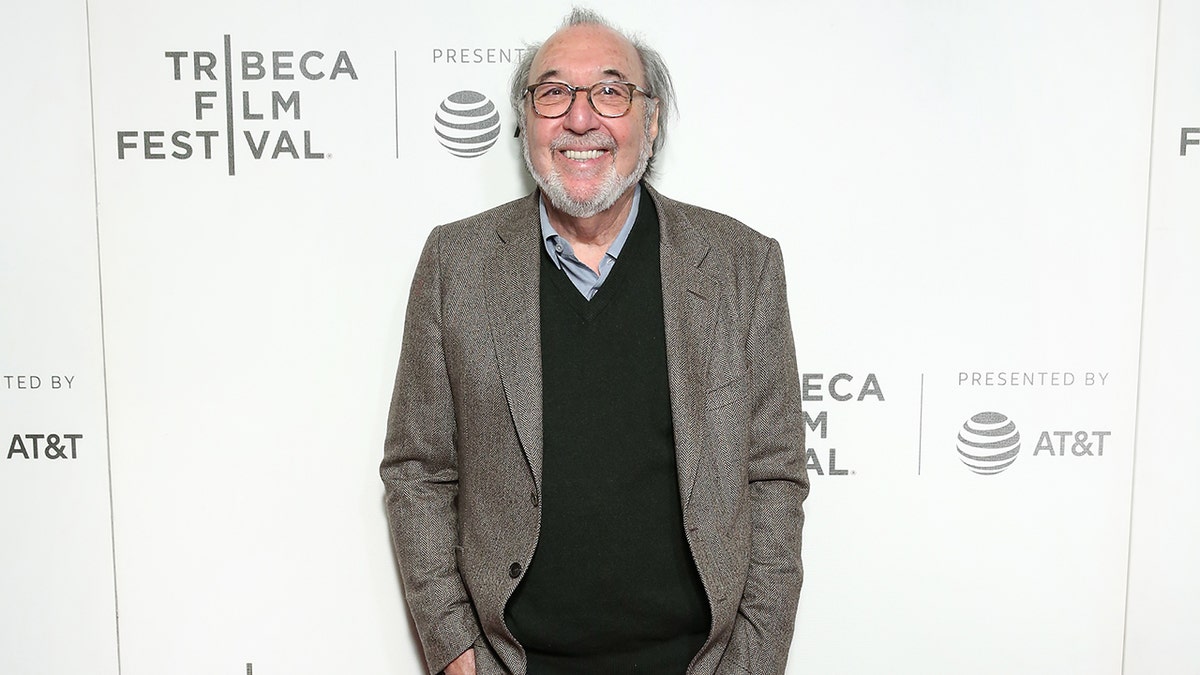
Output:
[
  {"xmin": 705, "ymin": 371, "xmax": 750, "ymax": 412},
  {"xmin": 471, "ymin": 632, "xmax": 508, "ymax": 675}
]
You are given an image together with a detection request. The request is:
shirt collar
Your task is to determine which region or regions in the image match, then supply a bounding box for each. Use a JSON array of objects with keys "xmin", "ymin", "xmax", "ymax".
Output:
[{"xmin": 540, "ymin": 183, "xmax": 641, "ymax": 268}]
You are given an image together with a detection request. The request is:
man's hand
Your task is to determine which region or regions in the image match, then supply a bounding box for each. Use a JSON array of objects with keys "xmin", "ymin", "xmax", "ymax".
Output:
[{"xmin": 444, "ymin": 647, "xmax": 476, "ymax": 675}]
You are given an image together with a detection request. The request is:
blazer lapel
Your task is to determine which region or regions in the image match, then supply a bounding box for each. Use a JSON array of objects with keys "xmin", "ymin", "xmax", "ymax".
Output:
[
  {"xmin": 649, "ymin": 186, "xmax": 719, "ymax": 511},
  {"xmin": 484, "ymin": 192, "xmax": 545, "ymax": 489}
]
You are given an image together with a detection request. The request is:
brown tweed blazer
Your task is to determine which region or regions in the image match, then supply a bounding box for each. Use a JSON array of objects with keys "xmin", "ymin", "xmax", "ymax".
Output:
[{"xmin": 382, "ymin": 184, "xmax": 808, "ymax": 675}]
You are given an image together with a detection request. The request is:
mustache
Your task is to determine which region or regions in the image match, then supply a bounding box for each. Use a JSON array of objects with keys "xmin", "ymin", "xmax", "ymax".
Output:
[{"xmin": 549, "ymin": 131, "xmax": 617, "ymax": 151}]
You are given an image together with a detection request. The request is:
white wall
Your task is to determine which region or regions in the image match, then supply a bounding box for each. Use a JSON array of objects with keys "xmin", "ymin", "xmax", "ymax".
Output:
[
  {"xmin": 0, "ymin": 1, "xmax": 117, "ymax": 674},
  {"xmin": 1123, "ymin": 0, "xmax": 1200, "ymax": 671}
]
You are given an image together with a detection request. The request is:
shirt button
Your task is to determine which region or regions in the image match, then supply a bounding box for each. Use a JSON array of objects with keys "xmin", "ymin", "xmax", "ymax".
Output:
[
  {"xmin": 509, "ymin": 562, "xmax": 523, "ymax": 579},
  {"xmin": 555, "ymin": 244, "xmax": 564, "ymax": 253}
]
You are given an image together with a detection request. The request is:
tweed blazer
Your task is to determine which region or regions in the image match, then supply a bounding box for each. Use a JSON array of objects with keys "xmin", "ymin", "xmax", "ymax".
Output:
[{"xmin": 382, "ymin": 184, "xmax": 808, "ymax": 675}]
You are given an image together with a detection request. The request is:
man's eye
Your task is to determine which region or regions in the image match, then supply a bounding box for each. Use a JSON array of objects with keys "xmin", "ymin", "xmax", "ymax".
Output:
[{"xmin": 539, "ymin": 85, "xmax": 567, "ymax": 98}]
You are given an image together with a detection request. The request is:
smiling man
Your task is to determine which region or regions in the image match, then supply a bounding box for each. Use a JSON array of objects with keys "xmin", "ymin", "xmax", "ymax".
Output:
[{"xmin": 382, "ymin": 9, "xmax": 808, "ymax": 675}]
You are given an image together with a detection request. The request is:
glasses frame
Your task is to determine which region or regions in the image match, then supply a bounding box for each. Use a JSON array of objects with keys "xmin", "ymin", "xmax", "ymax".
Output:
[{"xmin": 523, "ymin": 80, "xmax": 653, "ymax": 119}]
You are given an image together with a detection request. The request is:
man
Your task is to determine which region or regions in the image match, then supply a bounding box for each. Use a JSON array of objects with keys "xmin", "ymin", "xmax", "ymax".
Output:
[{"xmin": 382, "ymin": 9, "xmax": 807, "ymax": 674}]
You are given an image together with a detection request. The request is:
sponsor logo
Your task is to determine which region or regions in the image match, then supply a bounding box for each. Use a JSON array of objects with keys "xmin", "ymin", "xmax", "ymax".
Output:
[
  {"xmin": 1031, "ymin": 430, "xmax": 1110, "ymax": 457},
  {"xmin": 956, "ymin": 411, "xmax": 1021, "ymax": 475},
  {"xmin": 6, "ymin": 433, "xmax": 82, "ymax": 460},
  {"xmin": 434, "ymin": 90, "xmax": 502, "ymax": 158},
  {"xmin": 953, "ymin": 411, "xmax": 1113, "ymax": 475},
  {"xmin": 115, "ymin": 35, "xmax": 358, "ymax": 175}
]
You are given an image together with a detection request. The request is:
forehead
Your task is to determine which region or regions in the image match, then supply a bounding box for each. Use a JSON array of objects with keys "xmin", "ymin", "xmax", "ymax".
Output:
[{"xmin": 529, "ymin": 24, "xmax": 644, "ymax": 84}]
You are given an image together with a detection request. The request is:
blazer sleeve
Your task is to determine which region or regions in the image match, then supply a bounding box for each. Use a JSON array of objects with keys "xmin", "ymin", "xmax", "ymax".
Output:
[
  {"xmin": 720, "ymin": 239, "xmax": 809, "ymax": 674},
  {"xmin": 381, "ymin": 225, "xmax": 481, "ymax": 674}
]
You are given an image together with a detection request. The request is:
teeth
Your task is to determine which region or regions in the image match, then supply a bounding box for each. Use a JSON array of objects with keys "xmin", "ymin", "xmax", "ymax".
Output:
[{"xmin": 563, "ymin": 149, "xmax": 603, "ymax": 160}]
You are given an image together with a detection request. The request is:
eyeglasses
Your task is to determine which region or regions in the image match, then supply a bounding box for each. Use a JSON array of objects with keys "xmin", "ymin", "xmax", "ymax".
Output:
[{"xmin": 523, "ymin": 80, "xmax": 652, "ymax": 119}]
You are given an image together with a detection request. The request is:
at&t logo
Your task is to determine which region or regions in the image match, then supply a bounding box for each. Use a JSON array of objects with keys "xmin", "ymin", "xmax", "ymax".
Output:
[
  {"xmin": 956, "ymin": 411, "xmax": 1021, "ymax": 475},
  {"xmin": 434, "ymin": 90, "xmax": 501, "ymax": 158},
  {"xmin": 7, "ymin": 433, "xmax": 82, "ymax": 460},
  {"xmin": 955, "ymin": 410, "xmax": 1113, "ymax": 475}
]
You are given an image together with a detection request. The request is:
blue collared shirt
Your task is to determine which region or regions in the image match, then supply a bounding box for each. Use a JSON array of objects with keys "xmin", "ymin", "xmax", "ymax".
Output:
[{"xmin": 540, "ymin": 184, "xmax": 641, "ymax": 300}]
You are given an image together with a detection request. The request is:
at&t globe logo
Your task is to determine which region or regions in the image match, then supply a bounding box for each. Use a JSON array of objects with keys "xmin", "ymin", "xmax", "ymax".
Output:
[
  {"xmin": 956, "ymin": 411, "xmax": 1021, "ymax": 475},
  {"xmin": 434, "ymin": 90, "xmax": 501, "ymax": 158}
]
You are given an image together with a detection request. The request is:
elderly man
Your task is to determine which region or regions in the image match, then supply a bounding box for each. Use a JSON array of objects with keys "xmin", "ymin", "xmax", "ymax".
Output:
[{"xmin": 382, "ymin": 9, "xmax": 807, "ymax": 675}]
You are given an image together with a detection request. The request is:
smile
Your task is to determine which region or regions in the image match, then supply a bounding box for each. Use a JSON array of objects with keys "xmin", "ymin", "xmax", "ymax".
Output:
[{"xmin": 562, "ymin": 149, "xmax": 605, "ymax": 160}]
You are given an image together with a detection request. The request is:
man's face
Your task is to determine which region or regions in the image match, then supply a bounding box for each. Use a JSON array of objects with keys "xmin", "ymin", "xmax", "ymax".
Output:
[{"xmin": 522, "ymin": 24, "xmax": 659, "ymax": 218}]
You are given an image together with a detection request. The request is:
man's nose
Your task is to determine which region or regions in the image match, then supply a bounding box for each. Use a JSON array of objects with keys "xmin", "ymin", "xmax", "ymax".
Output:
[{"xmin": 562, "ymin": 89, "xmax": 601, "ymax": 134}]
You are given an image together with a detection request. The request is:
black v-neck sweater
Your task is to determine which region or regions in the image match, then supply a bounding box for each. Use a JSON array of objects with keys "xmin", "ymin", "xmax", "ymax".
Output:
[{"xmin": 504, "ymin": 199, "xmax": 710, "ymax": 674}]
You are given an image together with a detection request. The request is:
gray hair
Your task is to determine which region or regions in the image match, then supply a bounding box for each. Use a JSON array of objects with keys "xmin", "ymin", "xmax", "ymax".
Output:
[{"xmin": 510, "ymin": 7, "xmax": 677, "ymax": 178}]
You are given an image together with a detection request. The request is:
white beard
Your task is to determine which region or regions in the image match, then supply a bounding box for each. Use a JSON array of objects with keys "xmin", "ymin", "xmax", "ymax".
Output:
[{"xmin": 523, "ymin": 128, "xmax": 652, "ymax": 219}]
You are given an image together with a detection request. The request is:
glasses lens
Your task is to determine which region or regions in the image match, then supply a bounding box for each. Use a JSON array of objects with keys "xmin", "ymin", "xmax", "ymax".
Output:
[
  {"xmin": 589, "ymin": 82, "xmax": 633, "ymax": 116},
  {"xmin": 532, "ymin": 83, "xmax": 572, "ymax": 117}
]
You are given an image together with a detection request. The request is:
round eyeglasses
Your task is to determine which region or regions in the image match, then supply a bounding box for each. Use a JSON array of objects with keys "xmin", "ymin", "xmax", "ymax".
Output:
[{"xmin": 523, "ymin": 80, "xmax": 653, "ymax": 118}]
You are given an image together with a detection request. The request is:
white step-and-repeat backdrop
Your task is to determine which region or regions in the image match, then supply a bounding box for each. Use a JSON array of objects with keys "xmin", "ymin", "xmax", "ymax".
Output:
[{"xmin": 3, "ymin": 1, "xmax": 1197, "ymax": 673}]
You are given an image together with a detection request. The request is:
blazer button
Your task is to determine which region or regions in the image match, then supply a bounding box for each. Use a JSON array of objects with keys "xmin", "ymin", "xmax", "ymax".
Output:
[
  {"xmin": 509, "ymin": 562, "xmax": 523, "ymax": 579},
  {"xmin": 530, "ymin": 492, "xmax": 539, "ymax": 507}
]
